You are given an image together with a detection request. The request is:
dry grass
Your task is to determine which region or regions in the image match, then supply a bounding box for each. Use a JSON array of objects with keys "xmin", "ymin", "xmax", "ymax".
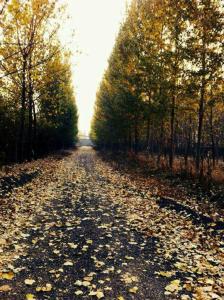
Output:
[{"xmin": 136, "ymin": 152, "xmax": 224, "ymax": 184}]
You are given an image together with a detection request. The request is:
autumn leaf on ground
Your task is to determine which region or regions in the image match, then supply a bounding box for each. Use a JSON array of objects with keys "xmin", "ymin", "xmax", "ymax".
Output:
[
  {"xmin": 64, "ymin": 261, "xmax": 73, "ymax": 266},
  {"xmin": 97, "ymin": 290, "xmax": 104, "ymax": 299},
  {"xmin": 165, "ymin": 279, "xmax": 181, "ymax": 293},
  {"xmin": 2, "ymin": 272, "xmax": 14, "ymax": 280},
  {"xmin": 25, "ymin": 279, "xmax": 36, "ymax": 285},
  {"xmin": 75, "ymin": 290, "xmax": 83, "ymax": 295},
  {"xmin": 75, "ymin": 280, "xmax": 83, "ymax": 286},
  {"xmin": 82, "ymin": 281, "xmax": 91, "ymax": 287},
  {"xmin": 86, "ymin": 239, "xmax": 93, "ymax": 244},
  {"xmin": 68, "ymin": 243, "xmax": 78, "ymax": 249},
  {"xmin": 36, "ymin": 283, "xmax": 52, "ymax": 292},
  {"xmin": 89, "ymin": 290, "xmax": 104, "ymax": 299},
  {"xmin": 26, "ymin": 294, "xmax": 36, "ymax": 300},
  {"xmin": 129, "ymin": 286, "xmax": 138, "ymax": 293},
  {"xmin": 0, "ymin": 285, "xmax": 12, "ymax": 292},
  {"xmin": 121, "ymin": 273, "xmax": 138, "ymax": 284},
  {"xmin": 156, "ymin": 271, "xmax": 175, "ymax": 277}
]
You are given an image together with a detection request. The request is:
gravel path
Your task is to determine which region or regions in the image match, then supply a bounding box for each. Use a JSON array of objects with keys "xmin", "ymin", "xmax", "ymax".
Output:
[{"xmin": 0, "ymin": 148, "xmax": 170, "ymax": 300}]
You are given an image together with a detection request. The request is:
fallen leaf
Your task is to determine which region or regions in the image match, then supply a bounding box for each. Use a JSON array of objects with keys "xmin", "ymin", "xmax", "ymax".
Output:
[
  {"xmin": 129, "ymin": 286, "xmax": 138, "ymax": 293},
  {"xmin": 64, "ymin": 261, "xmax": 73, "ymax": 266},
  {"xmin": 121, "ymin": 273, "xmax": 138, "ymax": 284},
  {"xmin": 75, "ymin": 290, "xmax": 83, "ymax": 295},
  {"xmin": 26, "ymin": 294, "xmax": 36, "ymax": 300},
  {"xmin": 75, "ymin": 280, "xmax": 82, "ymax": 286},
  {"xmin": 25, "ymin": 279, "xmax": 36, "ymax": 286},
  {"xmin": 82, "ymin": 281, "xmax": 91, "ymax": 287},
  {"xmin": 68, "ymin": 243, "xmax": 78, "ymax": 249},
  {"xmin": 96, "ymin": 290, "xmax": 104, "ymax": 299},
  {"xmin": 125, "ymin": 256, "xmax": 134, "ymax": 260},
  {"xmin": 165, "ymin": 279, "xmax": 181, "ymax": 293},
  {"xmin": 2, "ymin": 272, "xmax": 14, "ymax": 280},
  {"xmin": 36, "ymin": 283, "xmax": 52, "ymax": 292},
  {"xmin": 89, "ymin": 291, "xmax": 97, "ymax": 296},
  {"xmin": 181, "ymin": 295, "xmax": 190, "ymax": 300},
  {"xmin": 0, "ymin": 285, "xmax": 12, "ymax": 292},
  {"xmin": 84, "ymin": 276, "xmax": 93, "ymax": 281},
  {"xmin": 156, "ymin": 271, "xmax": 174, "ymax": 278}
]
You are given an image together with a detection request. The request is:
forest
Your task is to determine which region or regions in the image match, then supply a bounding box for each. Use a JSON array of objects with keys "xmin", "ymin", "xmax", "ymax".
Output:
[
  {"xmin": 91, "ymin": 0, "xmax": 224, "ymax": 178},
  {"xmin": 0, "ymin": 1, "xmax": 223, "ymax": 299},
  {"xmin": 0, "ymin": 0, "xmax": 78, "ymax": 164}
]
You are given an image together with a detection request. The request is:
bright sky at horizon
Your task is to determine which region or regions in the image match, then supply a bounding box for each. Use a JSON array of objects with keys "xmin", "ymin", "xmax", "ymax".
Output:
[{"xmin": 59, "ymin": 0, "xmax": 130, "ymax": 135}]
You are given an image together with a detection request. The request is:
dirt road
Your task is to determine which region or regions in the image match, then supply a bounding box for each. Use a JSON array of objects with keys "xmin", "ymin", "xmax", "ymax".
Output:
[{"xmin": 0, "ymin": 148, "xmax": 223, "ymax": 299}]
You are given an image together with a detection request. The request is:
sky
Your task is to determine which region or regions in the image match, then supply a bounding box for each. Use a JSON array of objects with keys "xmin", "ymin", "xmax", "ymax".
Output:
[{"xmin": 59, "ymin": 0, "xmax": 130, "ymax": 135}]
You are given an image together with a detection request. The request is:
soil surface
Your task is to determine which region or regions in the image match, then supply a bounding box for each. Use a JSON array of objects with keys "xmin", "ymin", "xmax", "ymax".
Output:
[{"xmin": 0, "ymin": 147, "xmax": 223, "ymax": 300}]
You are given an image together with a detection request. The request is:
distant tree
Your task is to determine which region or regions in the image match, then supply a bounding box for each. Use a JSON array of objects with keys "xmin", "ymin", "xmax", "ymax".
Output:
[{"xmin": 38, "ymin": 51, "xmax": 78, "ymax": 153}]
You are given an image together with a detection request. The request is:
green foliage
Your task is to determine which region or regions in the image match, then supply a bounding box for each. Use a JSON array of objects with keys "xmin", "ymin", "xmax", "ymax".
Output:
[{"xmin": 37, "ymin": 53, "xmax": 78, "ymax": 153}]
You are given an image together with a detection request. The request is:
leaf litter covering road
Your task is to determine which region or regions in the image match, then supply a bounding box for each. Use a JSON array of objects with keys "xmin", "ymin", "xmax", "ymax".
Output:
[{"xmin": 0, "ymin": 148, "xmax": 223, "ymax": 300}]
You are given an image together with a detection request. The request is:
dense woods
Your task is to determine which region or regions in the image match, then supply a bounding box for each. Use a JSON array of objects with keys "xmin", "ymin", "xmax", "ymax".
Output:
[
  {"xmin": 91, "ymin": 0, "xmax": 224, "ymax": 177},
  {"xmin": 0, "ymin": 0, "xmax": 78, "ymax": 164}
]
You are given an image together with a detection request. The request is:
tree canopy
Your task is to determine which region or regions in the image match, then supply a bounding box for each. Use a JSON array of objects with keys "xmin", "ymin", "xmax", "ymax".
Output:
[
  {"xmin": 91, "ymin": 0, "xmax": 224, "ymax": 175},
  {"xmin": 0, "ymin": 0, "xmax": 78, "ymax": 164}
]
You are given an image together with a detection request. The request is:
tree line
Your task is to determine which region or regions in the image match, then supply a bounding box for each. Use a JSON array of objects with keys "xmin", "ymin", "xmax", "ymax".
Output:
[
  {"xmin": 91, "ymin": 0, "xmax": 224, "ymax": 176},
  {"xmin": 0, "ymin": 0, "xmax": 78, "ymax": 164}
]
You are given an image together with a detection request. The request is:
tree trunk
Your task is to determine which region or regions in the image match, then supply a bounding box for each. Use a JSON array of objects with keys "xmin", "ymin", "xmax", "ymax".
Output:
[
  {"xmin": 32, "ymin": 100, "xmax": 37, "ymax": 158},
  {"xmin": 209, "ymin": 105, "xmax": 216, "ymax": 167},
  {"xmin": 146, "ymin": 117, "xmax": 150, "ymax": 154},
  {"xmin": 196, "ymin": 28, "xmax": 206, "ymax": 174},
  {"xmin": 157, "ymin": 121, "xmax": 164, "ymax": 168},
  {"xmin": 134, "ymin": 117, "xmax": 139, "ymax": 154},
  {"xmin": 18, "ymin": 58, "xmax": 27, "ymax": 162},
  {"xmin": 169, "ymin": 95, "xmax": 175, "ymax": 169},
  {"xmin": 28, "ymin": 59, "xmax": 33, "ymax": 161}
]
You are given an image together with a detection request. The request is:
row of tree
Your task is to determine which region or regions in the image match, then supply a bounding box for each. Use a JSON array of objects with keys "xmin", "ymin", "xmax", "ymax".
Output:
[
  {"xmin": 91, "ymin": 0, "xmax": 224, "ymax": 175},
  {"xmin": 0, "ymin": 0, "xmax": 78, "ymax": 164}
]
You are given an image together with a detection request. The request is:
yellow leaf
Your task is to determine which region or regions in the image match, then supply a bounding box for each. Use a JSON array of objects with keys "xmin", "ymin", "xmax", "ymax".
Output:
[
  {"xmin": 0, "ymin": 285, "xmax": 12, "ymax": 292},
  {"xmin": 83, "ymin": 276, "xmax": 93, "ymax": 282},
  {"xmin": 75, "ymin": 280, "xmax": 82, "ymax": 286},
  {"xmin": 2, "ymin": 272, "xmax": 14, "ymax": 280},
  {"xmin": 75, "ymin": 290, "xmax": 83, "ymax": 295},
  {"xmin": 89, "ymin": 290, "xmax": 104, "ymax": 298},
  {"xmin": 125, "ymin": 256, "xmax": 134, "ymax": 260},
  {"xmin": 64, "ymin": 261, "xmax": 73, "ymax": 266},
  {"xmin": 96, "ymin": 290, "xmax": 104, "ymax": 299},
  {"xmin": 89, "ymin": 291, "xmax": 97, "ymax": 296},
  {"xmin": 68, "ymin": 243, "xmax": 78, "ymax": 249},
  {"xmin": 157, "ymin": 271, "xmax": 174, "ymax": 278},
  {"xmin": 181, "ymin": 295, "xmax": 190, "ymax": 300},
  {"xmin": 36, "ymin": 283, "xmax": 52, "ymax": 292},
  {"xmin": 165, "ymin": 280, "xmax": 181, "ymax": 293},
  {"xmin": 129, "ymin": 286, "xmax": 138, "ymax": 293},
  {"xmin": 26, "ymin": 294, "xmax": 36, "ymax": 300},
  {"xmin": 44, "ymin": 283, "xmax": 52, "ymax": 292},
  {"xmin": 25, "ymin": 279, "xmax": 36, "ymax": 285},
  {"xmin": 174, "ymin": 262, "xmax": 187, "ymax": 271},
  {"xmin": 121, "ymin": 273, "xmax": 138, "ymax": 284},
  {"xmin": 82, "ymin": 281, "xmax": 91, "ymax": 287}
]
